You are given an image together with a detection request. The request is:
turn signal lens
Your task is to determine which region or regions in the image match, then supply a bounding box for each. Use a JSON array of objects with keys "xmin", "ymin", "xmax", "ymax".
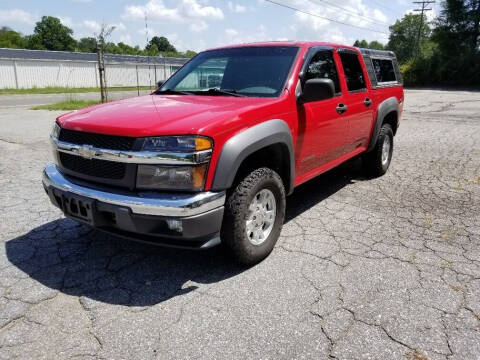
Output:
[
  {"xmin": 193, "ymin": 164, "xmax": 207, "ymax": 188},
  {"xmin": 195, "ymin": 137, "xmax": 212, "ymax": 151},
  {"xmin": 142, "ymin": 136, "xmax": 212, "ymax": 152}
]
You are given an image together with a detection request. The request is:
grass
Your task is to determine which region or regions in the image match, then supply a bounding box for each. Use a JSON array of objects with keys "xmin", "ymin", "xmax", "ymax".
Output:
[
  {"xmin": 405, "ymin": 349, "xmax": 429, "ymax": 360},
  {"xmin": 0, "ymin": 86, "xmax": 153, "ymax": 95},
  {"xmin": 31, "ymin": 99, "xmax": 101, "ymax": 111}
]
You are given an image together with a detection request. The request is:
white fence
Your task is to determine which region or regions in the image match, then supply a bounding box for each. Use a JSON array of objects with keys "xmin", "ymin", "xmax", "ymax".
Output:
[{"xmin": 0, "ymin": 57, "xmax": 185, "ymax": 89}]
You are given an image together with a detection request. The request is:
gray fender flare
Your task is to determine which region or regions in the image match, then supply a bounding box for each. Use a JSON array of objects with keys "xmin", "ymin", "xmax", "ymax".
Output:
[
  {"xmin": 211, "ymin": 119, "xmax": 295, "ymax": 195},
  {"xmin": 367, "ymin": 97, "xmax": 399, "ymax": 152}
]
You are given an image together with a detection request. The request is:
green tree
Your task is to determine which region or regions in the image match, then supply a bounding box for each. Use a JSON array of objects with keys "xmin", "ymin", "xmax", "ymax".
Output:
[
  {"xmin": 161, "ymin": 50, "xmax": 197, "ymax": 58},
  {"xmin": 353, "ymin": 39, "xmax": 369, "ymax": 48},
  {"xmin": 147, "ymin": 36, "xmax": 176, "ymax": 53},
  {"xmin": 387, "ymin": 14, "xmax": 431, "ymax": 63},
  {"xmin": 0, "ymin": 27, "xmax": 27, "ymax": 48},
  {"xmin": 146, "ymin": 43, "xmax": 159, "ymax": 56},
  {"xmin": 117, "ymin": 42, "xmax": 144, "ymax": 55},
  {"xmin": 368, "ymin": 41, "xmax": 385, "ymax": 50},
  {"xmin": 434, "ymin": 0, "xmax": 480, "ymax": 54},
  {"xmin": 430, "ymin": 0, "xmax": 480, "ymax": 85},
  {"xmin": 27, "ymin": 16, "xmax": 76, "ymax": 51},
  {"xmin": 353, "ymin": 39, "xmax": 385, "ymax": 50},
  {"xmin": 103, "ymin": 42, "xmax": 121, "ymax": 54},
  {"xmin": 25, "ymin": 34, "xmax": 46, "ymax": 50},
  {"xmin": 183, "ymin": 50, "xmax": 197, "ymax": 58},
  {"xmin": 77, "ymin": 37, "xmax": 97, "ymax": 53}
]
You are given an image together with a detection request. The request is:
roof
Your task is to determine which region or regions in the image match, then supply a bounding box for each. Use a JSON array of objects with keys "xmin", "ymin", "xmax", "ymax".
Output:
[
  {"xmin": 357, "ymin": 47, "xmax": 396, "ymax": 59},
  {"xmin": 0, "ymin": 48, "xmax": 188, "ymax": 65},
  {"xmin": 206, "ymin": 41, "xmax": 359, "ymax": 52}
]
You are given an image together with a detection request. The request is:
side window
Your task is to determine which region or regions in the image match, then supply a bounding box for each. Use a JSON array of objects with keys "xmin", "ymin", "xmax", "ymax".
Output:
[
  {"xmin": 372, "ymin": 58, "xmax": 397, "ymax": 83},
  {"xmin": 339, "ymin": 52, "xmax": 366, "ymax": 92},
  {"xmin": 304, "ymin": 50, "xmax": 341, "ymax": 94}
]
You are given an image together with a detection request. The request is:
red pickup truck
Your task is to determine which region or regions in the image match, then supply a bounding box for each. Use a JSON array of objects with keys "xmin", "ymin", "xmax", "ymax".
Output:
[{"xmin": 43, "ymin": 42, "xmax": 403, "ymax": 265}]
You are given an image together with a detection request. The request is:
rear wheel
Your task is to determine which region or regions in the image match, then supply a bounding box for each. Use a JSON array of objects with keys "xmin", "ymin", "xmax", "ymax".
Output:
[
  {"xmin": 221, "ymin": 168, "xmax": 286, "ymax": 265},
  {"xmin": 363, "ymin": 123, "xmax": 394, "ymax": 177}
]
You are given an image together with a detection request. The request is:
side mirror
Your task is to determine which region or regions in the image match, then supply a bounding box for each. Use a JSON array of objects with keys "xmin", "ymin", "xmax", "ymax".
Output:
[
  {"xmin": 156, "ymin": 80, "xmax": 164, "ymax": 88},
  {"xmin": 299, "ymin": 78, "xmax": 335, "ymax": 104}
]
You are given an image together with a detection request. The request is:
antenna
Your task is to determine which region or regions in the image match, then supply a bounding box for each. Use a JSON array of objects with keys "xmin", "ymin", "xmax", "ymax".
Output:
[
  {"xmin": 145, "ymin": 11, "xmax": 150, "ymax": 47},
  {"xmin": 145, "ymin": 11, "xmax": 153, "ymax": 90}
]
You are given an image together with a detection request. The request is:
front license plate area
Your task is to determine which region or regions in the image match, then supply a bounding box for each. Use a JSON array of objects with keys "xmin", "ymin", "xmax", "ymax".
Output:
[{"xmin": 61, "ymin": 193, "xmax": 95, "ymax": 224}]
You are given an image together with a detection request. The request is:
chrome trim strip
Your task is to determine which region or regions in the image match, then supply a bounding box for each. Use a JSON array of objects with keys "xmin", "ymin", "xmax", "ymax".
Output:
[
  {"xmin": 43, "ymin": 164, "xmax": 225, "ymax": 217},
  {"xmin": 51, "ymin": 136, "xmax": 212, "ymax": 165}
]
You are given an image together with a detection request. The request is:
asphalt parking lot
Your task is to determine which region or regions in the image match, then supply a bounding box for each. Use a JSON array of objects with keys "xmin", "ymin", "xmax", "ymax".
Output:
[{"xmin": 0, "ymin": 89, "xmax": 479, "ymax": 359}]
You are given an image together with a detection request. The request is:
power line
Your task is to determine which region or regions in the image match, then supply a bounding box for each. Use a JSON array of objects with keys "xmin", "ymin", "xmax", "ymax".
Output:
[
  {"xmin": 265, "ymin": 0, "xmax": 389, "ymax": 34},
  {"xmin": 365, "ymin": 0, "xmax": 399, "ymax": 15},
  {"xmin": 306, "ymin": 0, "xmax": 390, "ymax": 26}
]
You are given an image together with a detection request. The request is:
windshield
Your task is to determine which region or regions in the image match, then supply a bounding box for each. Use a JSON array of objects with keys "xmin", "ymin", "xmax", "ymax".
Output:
[{"xmin": 157, "ymin": 46, "xmax": 299, "ymax": 98}]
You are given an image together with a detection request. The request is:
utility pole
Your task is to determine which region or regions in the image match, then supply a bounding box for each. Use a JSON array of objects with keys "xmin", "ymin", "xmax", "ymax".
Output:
[{"xmin": 413, "ymin": 0, "xmax": 435, "ymax": 57}]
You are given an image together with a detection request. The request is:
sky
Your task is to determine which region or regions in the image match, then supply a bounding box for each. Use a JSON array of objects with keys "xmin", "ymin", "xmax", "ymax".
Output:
[{"xmin": 0, "ymin": 0, "xmax": 440, "ymax": 52}]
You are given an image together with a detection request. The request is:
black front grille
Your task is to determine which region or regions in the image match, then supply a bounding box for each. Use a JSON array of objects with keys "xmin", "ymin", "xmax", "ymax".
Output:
[
  {"xmin": 59, "ymin": 153, "xmax": 126, "ymax": 179},
  {"xmin": 59, "ymin": 129, "xmax": 136, "ymax": 151}
]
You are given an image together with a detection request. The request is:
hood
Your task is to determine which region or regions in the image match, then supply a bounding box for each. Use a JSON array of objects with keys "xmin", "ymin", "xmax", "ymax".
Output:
[{"xmin": 57, "ymin": 94, "xmax": 283, "ymax": 138}]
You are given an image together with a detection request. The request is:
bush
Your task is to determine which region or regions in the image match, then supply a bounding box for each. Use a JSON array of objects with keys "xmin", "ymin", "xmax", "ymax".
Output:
[
  {"xmin": 399, "ymin": 55, "xmax": 439, "ymax": 87},
  {"xmin": 400, "ymin": 59, "xmax": 416, "ymax": 86}
]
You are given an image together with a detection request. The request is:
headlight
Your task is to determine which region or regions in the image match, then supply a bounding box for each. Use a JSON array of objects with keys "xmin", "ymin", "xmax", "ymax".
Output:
[
  {"xmin": 142, "ymin": 136, "xmax": 212, "ymax": 152},
  {"xmin": 138, "ymin": 136, "xmax": 212, "ymax": 191},
  {"xmin": 51, "ymin": 122, "xmax": 61, "ymax": 139},
  {"xmin": 137, "ymin": 164, "xmax": 208, "ymax": 191}
]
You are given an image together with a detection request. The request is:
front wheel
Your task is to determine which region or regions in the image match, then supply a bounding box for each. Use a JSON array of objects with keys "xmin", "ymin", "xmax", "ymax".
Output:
[
  {"xmin": 363, "ymin": 123, "xmax": 394, "ymax": 177},
  {"xmin": 221, "ymin": 168, "xmax": 286, "ymax": 265}
]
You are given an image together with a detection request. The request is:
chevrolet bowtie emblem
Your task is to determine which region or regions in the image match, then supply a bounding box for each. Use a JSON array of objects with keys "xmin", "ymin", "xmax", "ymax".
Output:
[{"xmin": 77, "ymin": 145, "xmax": 97, "ymax": 159}]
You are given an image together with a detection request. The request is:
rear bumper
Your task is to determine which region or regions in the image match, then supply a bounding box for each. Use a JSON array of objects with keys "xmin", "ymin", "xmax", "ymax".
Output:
[{"xmin": 42, "ymin": 164, "xmax": 225, "ymax": 249}]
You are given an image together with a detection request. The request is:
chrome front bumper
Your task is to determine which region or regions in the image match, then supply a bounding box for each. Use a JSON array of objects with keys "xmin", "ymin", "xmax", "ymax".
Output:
[{"xmin": 42, "ymin": 164, "xmax": 226, "ymax": 217}]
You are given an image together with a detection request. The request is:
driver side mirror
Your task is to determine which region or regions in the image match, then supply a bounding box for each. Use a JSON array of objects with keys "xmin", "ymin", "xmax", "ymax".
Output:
[
  {"xmin": 299, "ymin": 78, "xmax": 335, "ymax": 104},
  {"xmin": 156, "ymin": 80, "xmax": 164, "ymax": 88}
]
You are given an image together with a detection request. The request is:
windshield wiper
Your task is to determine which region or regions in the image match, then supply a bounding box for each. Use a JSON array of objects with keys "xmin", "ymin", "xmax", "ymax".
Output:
[
  {"xmin": 156, "ymin": 89, "xmax": 191, "ymax": 95},
  {"xmin": 196, "ymin": 88, "xmax": 246, "ymax": 97}
]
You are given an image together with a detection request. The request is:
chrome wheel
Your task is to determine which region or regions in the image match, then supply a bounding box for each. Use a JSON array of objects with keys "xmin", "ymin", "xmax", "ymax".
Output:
[
  {"xmin": 381, "ymin": 135, "xmax": 391, "ymax": 166},
  {"xmin": 246, "ymin": 189, "xmax": 277, "ymax": 245}
]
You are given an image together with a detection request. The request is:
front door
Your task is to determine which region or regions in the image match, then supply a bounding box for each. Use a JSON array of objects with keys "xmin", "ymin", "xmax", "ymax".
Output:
[{"xmin": 295, "ymin": 49, "xmax": 349, "ymax": 176}]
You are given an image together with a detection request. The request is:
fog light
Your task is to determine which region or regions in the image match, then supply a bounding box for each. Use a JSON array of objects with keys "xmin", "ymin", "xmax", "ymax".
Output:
[{"xmin": 166, "ymin": 219, "xmax": 183, "ymax": 233}]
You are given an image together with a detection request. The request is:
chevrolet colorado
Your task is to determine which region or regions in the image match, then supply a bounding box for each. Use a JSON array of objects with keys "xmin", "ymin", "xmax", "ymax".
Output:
[{"xmin": 43, "ymin": 42, "xmax": 404, "ymax": 265}]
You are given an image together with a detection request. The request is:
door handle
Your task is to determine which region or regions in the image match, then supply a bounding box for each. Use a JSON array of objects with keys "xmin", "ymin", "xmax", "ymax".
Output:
[
  {"xmin": 364, "ymin": 98, "xmax": 372, "ymax": 107},
  {"xmin": 336, "ymin": 103, "xmax": 348, "ymax": 114}
]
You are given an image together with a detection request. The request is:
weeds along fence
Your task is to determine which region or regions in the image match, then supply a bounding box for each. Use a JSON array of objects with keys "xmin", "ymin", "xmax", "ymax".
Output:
[{"xmin": 0, "ymin": 48, "xmax": 188, "ymax": 92}]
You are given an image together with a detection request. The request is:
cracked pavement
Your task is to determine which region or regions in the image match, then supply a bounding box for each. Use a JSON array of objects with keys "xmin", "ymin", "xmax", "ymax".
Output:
[{"xmin": 1, "ymin": 89, "xmax": 479, "ymax": 359}]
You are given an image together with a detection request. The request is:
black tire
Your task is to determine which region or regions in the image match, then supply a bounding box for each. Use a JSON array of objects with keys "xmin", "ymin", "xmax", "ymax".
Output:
[
  {"xmin": 363, "ymin": 123, "xmax": 394, "ymax": 177},
  {"xmin": 221, "ymin": 167, "xmax": 286, "ymax": 266}
]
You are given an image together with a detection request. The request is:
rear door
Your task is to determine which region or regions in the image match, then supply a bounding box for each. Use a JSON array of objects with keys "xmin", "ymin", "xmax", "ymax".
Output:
[
  {"xmin": 295, "ymin": 48, "xmax": 348, "ymax": 175},
  {"xmin": 337, "ymin": 50, "xmax": 375, "ymax": 152}
]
